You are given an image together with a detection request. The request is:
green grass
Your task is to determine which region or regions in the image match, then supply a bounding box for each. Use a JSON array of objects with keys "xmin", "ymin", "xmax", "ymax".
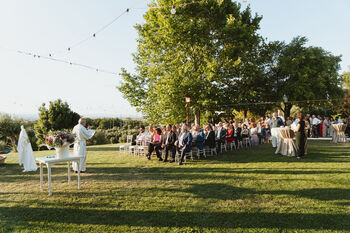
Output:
[{"xmin": 1, "ymin": 141, "xmax": 350, "ymax": 232}]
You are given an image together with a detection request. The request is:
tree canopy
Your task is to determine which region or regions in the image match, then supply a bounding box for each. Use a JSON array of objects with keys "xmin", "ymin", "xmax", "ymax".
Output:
[
  {"xmin": 118, "ymin": 0, "xmax": 344, "ymax": 122},
  {"xmin": 118, "ymin": 0, "xmax": 262, "ymax": 124},
  {"xmin": 34, "ymin": 99, "xmax": 80, "ymax": 145}
]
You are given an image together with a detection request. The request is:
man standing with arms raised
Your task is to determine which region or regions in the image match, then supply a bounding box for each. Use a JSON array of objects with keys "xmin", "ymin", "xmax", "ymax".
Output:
[{"xmin": 72, "ymin": 118, "xmax": 95, "ymax": 173}]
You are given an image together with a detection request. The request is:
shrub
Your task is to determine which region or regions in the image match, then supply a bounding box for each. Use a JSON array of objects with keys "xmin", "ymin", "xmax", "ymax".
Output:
[
  {"xmin": 0, "ymin": 141, "xmax": 8, "ymax": 151},
  {"xmin": 87, "ymin": 130, "xmax": 108, "ymax": 146}
]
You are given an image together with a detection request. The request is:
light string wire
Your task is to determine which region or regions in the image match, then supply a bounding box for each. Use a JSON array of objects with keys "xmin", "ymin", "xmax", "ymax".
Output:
[
  {"xmin": 0, "ymin": 0, "xmax": 249, "ymax": 75},
  {"xmin": 0, "ymin": 45, "xmax": 118, "ymax": 75},
  {"xmin": 217, "ymin": 98, "xmax": 345, "ymax": 107}
]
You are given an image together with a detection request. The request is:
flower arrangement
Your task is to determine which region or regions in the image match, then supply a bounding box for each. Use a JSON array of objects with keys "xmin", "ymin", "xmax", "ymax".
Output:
[{"xmin": 45, "ymin": 130, "xmax": 76, "ymax": 148}]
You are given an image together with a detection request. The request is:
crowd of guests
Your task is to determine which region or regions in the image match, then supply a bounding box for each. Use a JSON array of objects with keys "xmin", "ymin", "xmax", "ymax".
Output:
[{"xmin": 132, "ymin": 111, "xmax": 350, "ymax": 165}]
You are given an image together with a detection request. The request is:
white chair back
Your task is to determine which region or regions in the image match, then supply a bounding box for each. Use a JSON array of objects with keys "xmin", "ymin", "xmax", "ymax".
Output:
[{"xmin": 127, "ymin": 135, "xmax": 133, "ymax": 144}]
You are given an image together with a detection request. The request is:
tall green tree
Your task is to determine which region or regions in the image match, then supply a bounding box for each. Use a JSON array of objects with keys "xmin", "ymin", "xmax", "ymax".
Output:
[
  {"xmin": 265, "ymin": 37, "xmax": 344, "ymax": 117},
  {"xmin": 118, "ymin": 0, "xmax": 262, "ymax": 124},
  {"xmin": 34, "ymin": 99, "xmax": 80, "ymax": 145}
]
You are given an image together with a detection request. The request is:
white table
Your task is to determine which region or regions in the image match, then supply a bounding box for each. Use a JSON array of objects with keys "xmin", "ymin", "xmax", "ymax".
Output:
[{"xmin": 36, "ymin": 155, "xmax": 83, "ymax": 196}]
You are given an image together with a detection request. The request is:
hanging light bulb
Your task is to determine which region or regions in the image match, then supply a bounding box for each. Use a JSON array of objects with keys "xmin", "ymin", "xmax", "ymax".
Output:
[{"xmin": 170, "ymin": 5, "xmax": 176, "ymax": 15}]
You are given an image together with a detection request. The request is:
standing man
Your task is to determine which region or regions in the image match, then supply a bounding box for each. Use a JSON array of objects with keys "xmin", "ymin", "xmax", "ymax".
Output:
[
  {"xmin": 311, "ymin": 115, "xmax": 321, "ymax": 138},
  {"xmin": 270, "ymin": 112, "xmax": 280, "ymax": 148},
  {"xmin": 72, "ymin": 118, "xmax": 95, "ymax": 173}
]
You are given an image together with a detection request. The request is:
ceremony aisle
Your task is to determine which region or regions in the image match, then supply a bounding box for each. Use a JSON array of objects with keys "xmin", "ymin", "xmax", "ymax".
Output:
[{"xmin": 1, "ymin": 141, "xmax": 350, "ymax": 233}]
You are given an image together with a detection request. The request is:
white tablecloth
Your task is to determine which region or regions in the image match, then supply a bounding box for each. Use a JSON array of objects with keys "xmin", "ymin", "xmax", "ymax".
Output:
[
  {"xmin": 331, "ymin": 124, "xmax": 347, "ymax": 143},
  {"xmin": 275, "ymin": 127, "xmax": 297, "ymax": 157}
]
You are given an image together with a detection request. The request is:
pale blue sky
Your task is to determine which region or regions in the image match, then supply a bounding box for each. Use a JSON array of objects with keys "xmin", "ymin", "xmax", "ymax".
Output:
[{"xmin": 0, "ymin": 0, "xmax": 349, "ymax": 118}]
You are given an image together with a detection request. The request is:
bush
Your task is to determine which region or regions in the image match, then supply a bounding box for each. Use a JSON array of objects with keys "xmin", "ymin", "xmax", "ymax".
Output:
[
  {"xmin": 0, "ymin": 141, "xmax": 8, "ymax": 151},
  {"xmin": 87, "ymin": 130, "xmax": 108, "ymax": 146}
]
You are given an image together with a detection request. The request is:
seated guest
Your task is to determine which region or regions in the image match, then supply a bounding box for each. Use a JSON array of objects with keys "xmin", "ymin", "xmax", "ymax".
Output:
[
  {"xmin": 133, "ymin": 125, "xmax": 147, "ymax": 145},
  {"xmin": 215, "ymin": 122, "xmax": 227, "ymax": 153},
  {"xmin": 146, "ymin": 128, "xmax": 163, "ymax": 161},
  {"xmin": 177, "ymin": 125, "xmax": 192, "ymax": 165},
  {"xmin": 195, "ymin": 126, "xmax": 205, "ymax": 150},
  {"xmin": 204, "ymin": 125, "xmax": 216, "ymax": 149},
  {"xmin": 145, "ymin": 126, "xmax": 154, "ymax": 145},
  {"xmin": 162, "ymin": 125, "xmax": 177, "ymax": 162},
  {"xmin": 250, "ymin": 123, "xmax": 259, "ymax": 146},
  {"xmin": 191, "ymin": 125, "xmax": 199, "ymax": 144},
  {"xmin": 241, "ymin": 124, "xmax": 249, "ymax": 139},
  {"xmin": 226, "ymin": 125, "xmax": 234, "ymax": 144}
]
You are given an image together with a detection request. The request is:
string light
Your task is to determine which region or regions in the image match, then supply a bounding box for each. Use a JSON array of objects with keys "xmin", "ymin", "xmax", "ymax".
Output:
[
  {"xmin": 0, "ymin": 46, "xmax": 119, "ymax": 76},
  {"xmin": 1, "ymin": 0, "xmax": 253, "ymax": 76},
  {"xmin": 217, "ymin": 98, "xmax": 344, "ymax": 107}
]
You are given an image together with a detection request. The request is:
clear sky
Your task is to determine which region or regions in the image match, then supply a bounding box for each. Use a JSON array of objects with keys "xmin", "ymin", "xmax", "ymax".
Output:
[{"xmin": 0, "ymin": 0, "xmax": 349, "ymax": 118}]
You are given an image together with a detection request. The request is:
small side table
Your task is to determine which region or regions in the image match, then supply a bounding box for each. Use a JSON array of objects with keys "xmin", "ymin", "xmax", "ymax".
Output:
[{"xmin": 36, "ymin": 155, "xmax": 83, "ymax": 196}]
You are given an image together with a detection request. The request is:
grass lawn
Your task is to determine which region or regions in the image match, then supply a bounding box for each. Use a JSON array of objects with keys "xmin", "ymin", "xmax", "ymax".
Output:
[{"xmin": 1, "ymin": 141, "xmax": 350, "ymax": 232}]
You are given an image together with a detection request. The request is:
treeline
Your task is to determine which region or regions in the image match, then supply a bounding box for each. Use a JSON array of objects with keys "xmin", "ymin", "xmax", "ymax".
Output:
[{"xmin": 0, "ymin": 100, "xmax": 146, "ymax": 151}]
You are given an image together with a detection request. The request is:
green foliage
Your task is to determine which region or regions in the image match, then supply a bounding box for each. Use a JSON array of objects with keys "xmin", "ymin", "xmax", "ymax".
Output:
[
  {"xmin": 34, "ymin": 99, "xmax": 80, "ymax": 146},
  {"xmin": 88, "ymin": 130, "xmax": 109, "ymax": 146},
  {"xmin": 118, "ymin": 0, "xmax": 262, "ymax": 124},
  {"xmin": 342, "ymin": 69, "xmax": 350, "ymax": 90},
  {"xmin": 0, "ymin": 141, "xmax": 8, "ymax": 151},
  {"xmin": 0, "ymin": 114, "xmax": 22, "ymax": 151},
  {"xmin": 340, "ymin": 91, "xmax": 350, "ymax": 118},
  {"xmin": 266, "ymin": 37, "xmax": 343, "ymax": 116}
]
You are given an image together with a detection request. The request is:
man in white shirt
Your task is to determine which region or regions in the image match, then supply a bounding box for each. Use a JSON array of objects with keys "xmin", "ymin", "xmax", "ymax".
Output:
[{"xmin": 311, "ymin": 115, "xmax": 321, "ymax": 138}]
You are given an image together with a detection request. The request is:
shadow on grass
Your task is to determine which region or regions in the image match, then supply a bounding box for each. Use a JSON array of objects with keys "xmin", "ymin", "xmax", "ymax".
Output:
[
  {"xmin": 1, "ymin": 206, "xmax": 349, "ymax": 231},
  {"xmin": 156, "ymin": 183, "xmax": 350, "ymax": 202},
  {"xmin": 2, "ymin": 165, "xmax": 350, "ymax": 183},
  {"xmin": 87, "ymin": 147, "xmax": 120, "ymax": 152}
]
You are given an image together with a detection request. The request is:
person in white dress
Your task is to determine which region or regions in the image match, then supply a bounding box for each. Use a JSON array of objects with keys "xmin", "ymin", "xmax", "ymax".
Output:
[
  {"xmin": 17, "ymin": 125, "xmax": 37, "ymax": 172},
  {"xmin": 72, "ymin": 118, "xmax": 95, "ymax": 173}
]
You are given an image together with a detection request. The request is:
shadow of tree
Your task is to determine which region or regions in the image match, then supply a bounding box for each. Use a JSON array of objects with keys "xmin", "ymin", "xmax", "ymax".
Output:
[{"xmin": 0, "ymin": 206, "xmax": 349, "ymax": 231}]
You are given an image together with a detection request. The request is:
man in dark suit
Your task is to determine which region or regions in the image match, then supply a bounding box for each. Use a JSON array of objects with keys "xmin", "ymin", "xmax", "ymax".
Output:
[
  {"xmin": 233, "ymin": 122, "xmax": 242, "ymax": 148},
  {"xmin": 162, "ymin": 124, "xmax": 177, "ymax": 162},
  {"xmin": 177, "ymin": 125, "xmax": 192, "ymax": 165}
]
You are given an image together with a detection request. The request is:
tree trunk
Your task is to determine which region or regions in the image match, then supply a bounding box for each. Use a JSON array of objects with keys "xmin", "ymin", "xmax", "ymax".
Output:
[
  {"xmin": 284, "ymin": 103, "xmax": 292, "ymax": 118},
  {"xmin": 244, "ymin": 110, "xmax": 248, "ymax": 118},
  {"xmin": 195, "ymin": 110, "xmax": 201, "ymax": 126}
]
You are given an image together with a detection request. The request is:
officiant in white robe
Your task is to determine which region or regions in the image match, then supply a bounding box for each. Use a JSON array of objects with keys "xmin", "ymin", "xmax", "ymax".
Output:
[
  {"xmin": 72, "ymin": 118, "xmax": 95, "ymax": 172},
  {"xmin": 17, "ymin": 125, "xmax": 37, "ymax": 172}
]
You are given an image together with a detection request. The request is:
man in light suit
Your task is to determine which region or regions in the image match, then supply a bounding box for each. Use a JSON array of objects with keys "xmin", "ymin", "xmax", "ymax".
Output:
[{"xmin": 177, "ymin": 125, "xmax": 192, "ymax": 165}]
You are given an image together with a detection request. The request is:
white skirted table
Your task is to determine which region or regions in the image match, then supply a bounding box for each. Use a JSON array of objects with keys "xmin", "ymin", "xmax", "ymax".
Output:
[
  {"xmin": 331, "ymin": 124, "xmax": 347, "ymax": 143},
  {"xmin": 275, "ymin": 127, "xmax": 297, "ymax": 157},
  {"xmin": 36, "ymin": 155, "xmax": 83, "ymax": 196}
]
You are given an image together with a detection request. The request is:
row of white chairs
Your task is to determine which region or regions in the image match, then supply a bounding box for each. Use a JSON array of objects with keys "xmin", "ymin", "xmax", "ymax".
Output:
[{"xmin": 118, "ymin": 135, "xmax": 253, "ymax": 164}]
